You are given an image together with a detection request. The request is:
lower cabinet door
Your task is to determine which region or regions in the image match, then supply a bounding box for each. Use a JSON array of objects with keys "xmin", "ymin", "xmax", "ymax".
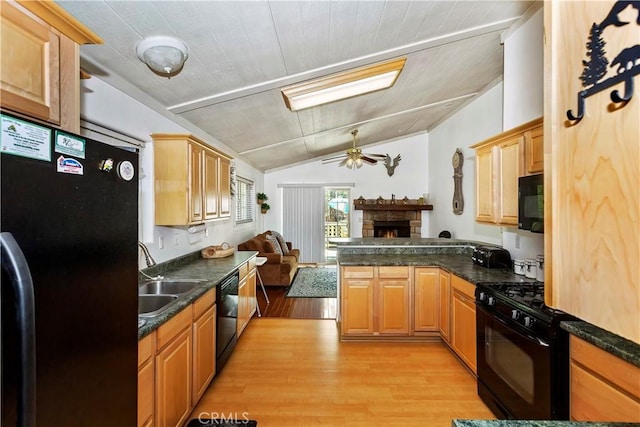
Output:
[
  {"xmin": 156, "ymin": 328, "xmax": 192, "ymax": 427},
  {"xmin": 192, "ymin": 305, "xmax": 216, "ymax": 403},
  {"xmin": 378, "ymin": 279, "xmax": 410, "ymax": 334},
  {"xmin": 341, "ymin": 278, "xmax": 374, "ymax": 335},
  {"xmin": 451, "ymin": 280, "xmax": 477, "ymax": 374},
  {"xmin": 414, "ymin": 268, "xmax": 439, "ymax": 332}
]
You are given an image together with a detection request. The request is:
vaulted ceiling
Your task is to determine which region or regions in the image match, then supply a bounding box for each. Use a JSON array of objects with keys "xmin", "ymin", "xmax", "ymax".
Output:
[{"xmin": 58, "ymin": 1, "xmax": 535, "ymax": 171}]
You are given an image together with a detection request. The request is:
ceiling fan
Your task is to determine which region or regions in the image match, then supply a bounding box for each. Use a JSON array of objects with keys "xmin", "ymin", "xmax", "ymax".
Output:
[{"xmin": 322, "ymin": 130, "xmax": 386, "ymax": 169}]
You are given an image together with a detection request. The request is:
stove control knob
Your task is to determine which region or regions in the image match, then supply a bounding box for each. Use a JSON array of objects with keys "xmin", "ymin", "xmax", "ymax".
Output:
[
  {"xmin": 487, "ymin": 296, "xmax": 495, "ymax": 306},
  {"xmin": 511, "ymin": 309, "xmax": 521, "ymax": 320},
  {"xmin": 524, "ymin": 316, "xmax": 536, "ymax": 328},
  {"xmin": 479, "ymin": 292, "xmax": 486, "ymax": 302}
]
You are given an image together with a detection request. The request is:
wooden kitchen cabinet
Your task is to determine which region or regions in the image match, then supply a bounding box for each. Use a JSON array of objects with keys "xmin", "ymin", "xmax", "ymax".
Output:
[
  {"xmin": 471, "ymin": 117, "xmax": 543, "ymax": 226},
  {"xmin": 569, "ymin": 335, "xmax": 640, "ymax": 422},
  {"xmin": 414, "ymin": 268, "xmax": 439, "ymax": 333},
  {"xmin": 152, "ymin": 134, "xmax": 232, "ymax": 226},
  {"xmin": 341, "ymin": 267, "xmax": 375, "ymax": 335},
  {"xmin": 192, "ymin": 289, "xmax": 216, "ymax": 404},
  {"xmin": 237, "ymin": 258, "xmax": 257, "ymax": 337},
  {"xmin": 138, "ymin": 331, "xmax": 156, "ymax": 427},
  {"xmin": 341, "ymin": 266, "xmax": 409, "ymax": 337},
  {"xmin": 544, "ymin": 1, "xmax": 639, "ymax": 343},
  {"xmin": 155, "ymin": 308, "xmax": 192, "ymax": 427},
  {"xmin": 0, "ymin": 1, "xmax": 101, "ymax": 133},
  {"xmin": 439, "ymin": 270, "xmax": 451, "ymax": 344},
  {"xmin": 450, "ymin": 274, "xmax": 477, "ymax": 374}
]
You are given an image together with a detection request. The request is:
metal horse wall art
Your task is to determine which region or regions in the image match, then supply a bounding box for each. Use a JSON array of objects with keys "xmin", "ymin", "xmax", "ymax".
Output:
[{"xmin": 567, "ymin": 0, "xmax": 640, "ymax": 123}]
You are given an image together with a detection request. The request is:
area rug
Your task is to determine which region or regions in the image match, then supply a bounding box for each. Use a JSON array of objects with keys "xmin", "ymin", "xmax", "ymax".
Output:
[{"xmin": 286, "ymin": 266, "xmax": 337, "ymax": 298}]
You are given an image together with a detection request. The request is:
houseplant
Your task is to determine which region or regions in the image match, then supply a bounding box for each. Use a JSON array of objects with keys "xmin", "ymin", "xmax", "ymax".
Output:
[
  {"xmin": 260, "ymin": 203, "xmax": 270, "ymax": 214},
  {"xmin": 257, "ymin": 192, "xmax": 268, "ymax": 205}
]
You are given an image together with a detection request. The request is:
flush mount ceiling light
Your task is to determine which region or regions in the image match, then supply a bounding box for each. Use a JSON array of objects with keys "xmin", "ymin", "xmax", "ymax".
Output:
[
  {"xmin": 136, "ymin": 36, "xmax": 189, "ymax": 78},
  {"xmin": 281, "ymin": 57, "xmax": 406, "ymax": 111}
]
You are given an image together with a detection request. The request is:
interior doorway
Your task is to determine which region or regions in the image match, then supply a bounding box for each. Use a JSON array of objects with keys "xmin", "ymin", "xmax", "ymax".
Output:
[{"xmin": 324, "ymin": 188, "xmax": 350, "ymax": 262}]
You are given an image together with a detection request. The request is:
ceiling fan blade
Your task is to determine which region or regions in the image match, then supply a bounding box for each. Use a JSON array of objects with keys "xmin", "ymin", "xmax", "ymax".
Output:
[
  {"xmin": 322, "ymin": 154, "xmax": 347, "ymax": 162},
  {"xmin": 364, "ymin": 153, "xmax": 387, "ymax": 159},
  {"xmin": 361, "ymin": 156, "xmax": 378, "ymax": 164},
  {"xmin": 323, "ymin": 158, "xmax": 344, "ymax": 164}
]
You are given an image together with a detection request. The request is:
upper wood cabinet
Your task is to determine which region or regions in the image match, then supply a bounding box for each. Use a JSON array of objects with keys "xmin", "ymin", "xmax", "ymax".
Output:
[
  {"xmin": 152, "ymin": 134, "xmax": 232, "ymax": 226},
  {"xmin": 544, "ymin": 1, "xmax": 638, "ymax": 343},
  {"xmin": 0, "ymin": 1, "xmax": 102, "ymax": 133},
  {"xmin": 471, "ymin": 118, "xmax": 543, "ymax": 226}
]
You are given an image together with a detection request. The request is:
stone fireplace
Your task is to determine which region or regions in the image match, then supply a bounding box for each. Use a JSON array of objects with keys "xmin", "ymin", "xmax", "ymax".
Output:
[{"xmin": 354, "ymin": 199, "xmax": 433, "ymax": 238}]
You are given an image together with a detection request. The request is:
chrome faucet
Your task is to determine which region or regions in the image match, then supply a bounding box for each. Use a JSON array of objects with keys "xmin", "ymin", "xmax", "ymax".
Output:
[{"xmin": 138, "ymin": 241, "xmax": 157, "ymax": 267}]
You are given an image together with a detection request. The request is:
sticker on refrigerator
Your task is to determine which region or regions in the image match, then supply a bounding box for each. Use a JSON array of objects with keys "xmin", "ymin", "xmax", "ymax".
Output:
[
  {"xmin": 57, "ymin": 155, "xmax": 84, "ymax": 175},
  {"xmin": 55, "ymin": 130, "xmax": 85, "ymax": 159},
  {"xmin": 0, "ymin": 114, "xmax": 51, "ymax": 161}
]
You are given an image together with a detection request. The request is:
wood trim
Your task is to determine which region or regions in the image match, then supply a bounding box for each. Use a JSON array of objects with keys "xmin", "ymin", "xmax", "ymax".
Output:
[
  {"xmin": 470, "ymin": 117, "xmax": 543, "ymax": 150},
  {"xmin": 138, "ymin": 331, "xmax": 156, "ymax": 368},
  {"xmin": 354, "ymin": 203, "xmax": 433, "ymax": 211},
  {"xmin": 15, "ymin": 0, "xmax": 102, "ymax": 44},
  {"xmin": 151, "ymin": 133, "xmax": 233, "ymax": 160}
]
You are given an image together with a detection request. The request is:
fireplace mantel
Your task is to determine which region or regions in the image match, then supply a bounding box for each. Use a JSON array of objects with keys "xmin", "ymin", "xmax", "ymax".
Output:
[{"xmin": 354, "ymin": 203, "xmax": 433, "ymax": 211}]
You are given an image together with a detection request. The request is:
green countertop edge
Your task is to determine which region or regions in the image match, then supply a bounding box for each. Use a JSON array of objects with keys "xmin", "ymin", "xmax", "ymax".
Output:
[
  {"xmin": 452, "ymin": 420, "xmax": 640, "ymax": 427},
  {"xmin": 137, "ymin": 250, "xmax": 258, "ymax": 340},
  {"xmin": 560, "ymin": 321, "xmax": 640, "ymax": 368}
]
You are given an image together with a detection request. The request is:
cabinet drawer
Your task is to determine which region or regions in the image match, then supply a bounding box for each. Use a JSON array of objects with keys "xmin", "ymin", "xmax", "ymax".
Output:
[
  {"xmin": 156, "ymin": 308, "xmax": 191, "ymax": 350},
  {"xmin": 570, "ymin": 335, "xmax": 640, "ymax": 401},
  {"xmin": 378, "ymin": 266, "xmax": 409, "ymax": 279},
  {"xmin": 192, "ymin": 288, "xmax": 215, "ymax": 319},
  {"xmin": 138, "ymin": 331, "xmax": 156, "ymax": 368},
  {"xmin": 451, "ymin": 274, "xmax": 475, "ymax": 300},
  {"xmin": 343, "ymin": 266, "xmax": 374, "ymax": 279},
  {"xmin": 238, "ymin": 262, "xmax": 249, "ymax": 280}
]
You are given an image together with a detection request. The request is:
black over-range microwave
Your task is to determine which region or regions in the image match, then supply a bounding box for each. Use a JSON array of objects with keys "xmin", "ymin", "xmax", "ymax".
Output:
[{"xmin": 518, "ymin": 173, "xmax": 544, "ymax": 233}]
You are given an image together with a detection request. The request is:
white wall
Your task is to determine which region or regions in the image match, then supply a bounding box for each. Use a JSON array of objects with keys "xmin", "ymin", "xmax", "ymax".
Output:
[
  {"xmin": 501, "ymin": 5, "xmax": 544, "ymax": 260},
  {"xmin": 428, "ymin": 83, "xmax": 504, "ymax": 244},
  {"xmin": 263, "ymin": 133, "xmax": 430, "ymax": 237},
  {"xmin": 80, "ymin": 76, "xmax": 263, "ymax": 267},
  {"xmin": 503, "ymin": 7, "xmax": 544, "ymax": 129}
]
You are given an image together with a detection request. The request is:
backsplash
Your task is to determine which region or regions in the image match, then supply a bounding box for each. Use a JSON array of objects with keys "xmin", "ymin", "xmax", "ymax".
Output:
[{"xmin": 501, "ymin": 228, "xmax": 544, "ymax": 261}]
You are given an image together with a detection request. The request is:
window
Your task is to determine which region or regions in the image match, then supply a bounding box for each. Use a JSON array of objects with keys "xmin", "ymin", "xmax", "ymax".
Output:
[{"xmin": 235, "ymin": 176, "xmax": 255, "ymax": 224}]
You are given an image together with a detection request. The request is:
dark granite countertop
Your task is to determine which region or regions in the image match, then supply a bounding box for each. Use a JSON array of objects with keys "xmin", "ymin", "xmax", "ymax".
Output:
[
  {"xmin": 337, "ymin": 253, "xmax": 535, "ymax": 286},
  {"xmin": 137, "ymin": 251, "xmax": 257, "ymax": 339},
  {"xmin": 329, "ymin": 237, "xmax": 490, "ymax": 247},
  {"xmin": 452, "ymin": 421, "xmax": 639, "ymax": 427},
  {"xmin": 561, "ymin": 321, "xmax": 640, "ymax": 368}
]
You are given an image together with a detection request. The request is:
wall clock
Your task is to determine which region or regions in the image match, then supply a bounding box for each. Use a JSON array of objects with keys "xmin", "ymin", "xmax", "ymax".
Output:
[{"xmin": 452, "ymin": 148, "xmax": 464, "ymax": 215}]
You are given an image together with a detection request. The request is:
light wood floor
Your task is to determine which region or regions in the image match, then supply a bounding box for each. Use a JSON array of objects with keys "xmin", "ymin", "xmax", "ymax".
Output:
[{"xmin": 189, "ymin": 319, "xmax": 494, "ymax": 426}]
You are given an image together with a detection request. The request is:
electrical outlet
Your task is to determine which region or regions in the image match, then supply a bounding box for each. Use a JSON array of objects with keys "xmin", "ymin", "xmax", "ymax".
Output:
[
  {"xmin": 158, "ymin": 236, "xmax": 164, "ymax": 249},
  {"xmin": 515, "ymin": 233, "xmax": 521, "ymax": 249},
  {"xmin": 174, "ymin": 232, "xmax": 179, "ymax": 245},
  {"xmin": 205, "ymin": 228, "xmax": 209, "ymax": 238}
]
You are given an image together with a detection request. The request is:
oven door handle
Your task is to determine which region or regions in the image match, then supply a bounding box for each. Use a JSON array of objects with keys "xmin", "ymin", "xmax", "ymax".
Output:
[{"xmin": 480, "ymin": 306, "xmax": 550, "ymax": 347}]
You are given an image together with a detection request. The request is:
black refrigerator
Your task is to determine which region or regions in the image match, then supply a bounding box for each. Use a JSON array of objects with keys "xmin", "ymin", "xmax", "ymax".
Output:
[{"xmin": 1, "ymin": 112, "xmax": 138, "ymax": 426}]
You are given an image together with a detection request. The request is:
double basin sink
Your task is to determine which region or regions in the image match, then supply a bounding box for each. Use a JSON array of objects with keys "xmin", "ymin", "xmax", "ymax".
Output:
[{"xmin": 138, "ymin": 279, "xmax": 207, "ymax": 317}]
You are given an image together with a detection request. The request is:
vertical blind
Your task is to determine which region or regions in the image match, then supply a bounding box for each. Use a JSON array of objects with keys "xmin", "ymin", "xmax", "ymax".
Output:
[
  {"xmin": 282, "ymin": 186, "xmax": 325, "ymax": 263},
  {"xmin": 235, "ymin": 176, "xmax": 254, "ymax": 224}
]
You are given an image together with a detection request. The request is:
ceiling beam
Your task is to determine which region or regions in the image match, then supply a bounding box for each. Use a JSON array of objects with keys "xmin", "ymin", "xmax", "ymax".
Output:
[{"xmin": 167, "ymin": 17, "xmax": 518, "ymax": 115}]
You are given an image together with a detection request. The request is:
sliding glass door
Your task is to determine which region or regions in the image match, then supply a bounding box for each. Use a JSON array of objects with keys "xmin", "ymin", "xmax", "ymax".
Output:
[{"xmin": 325, "ymin": 188, "xmax": 350, "ymax": 262}]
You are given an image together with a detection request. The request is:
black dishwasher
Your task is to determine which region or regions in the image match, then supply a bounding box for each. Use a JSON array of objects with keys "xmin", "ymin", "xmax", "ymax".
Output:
[{"xmin": 216, "ymin": 271, "xmax": 239, "ymax": 374}]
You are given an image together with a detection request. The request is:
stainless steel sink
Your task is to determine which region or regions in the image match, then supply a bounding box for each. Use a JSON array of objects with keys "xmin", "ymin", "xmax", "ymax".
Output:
[
  {"xmin": 138, "ymin": 294, "xmax": 178, "ymax": 316},
  {"xmin": 138, "ymin": 279, "xmax": 205, "ymax": 296}
]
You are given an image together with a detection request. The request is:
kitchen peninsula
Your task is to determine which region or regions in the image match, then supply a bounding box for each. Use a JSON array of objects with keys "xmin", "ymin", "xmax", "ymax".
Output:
[{"xmin": 333, "ymin": 237, "xmax": 532, "ymax": 376}]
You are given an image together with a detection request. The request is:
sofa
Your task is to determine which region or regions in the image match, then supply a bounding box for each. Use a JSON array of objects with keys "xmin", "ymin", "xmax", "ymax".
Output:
[{"xmin": 237, "ymin": 231, "xmax": 300, "ymax": 286}]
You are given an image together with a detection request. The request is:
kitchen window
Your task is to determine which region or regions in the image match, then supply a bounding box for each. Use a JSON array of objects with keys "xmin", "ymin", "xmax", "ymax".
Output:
[{"xmin": 235, "ymin": 176, "xmax": 254, "ymax": 224}]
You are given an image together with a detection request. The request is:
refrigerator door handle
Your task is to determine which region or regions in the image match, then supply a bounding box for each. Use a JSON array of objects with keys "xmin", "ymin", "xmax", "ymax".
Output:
[{"xmin": 1, "ymin": 232, "xmax": 36, "ymax": 427}]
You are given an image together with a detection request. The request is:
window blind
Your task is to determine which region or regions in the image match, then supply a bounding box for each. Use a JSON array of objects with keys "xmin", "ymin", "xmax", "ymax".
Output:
[{"xmin": 235, "ymin": 176, "xmax": 254, "ymax": 224}]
